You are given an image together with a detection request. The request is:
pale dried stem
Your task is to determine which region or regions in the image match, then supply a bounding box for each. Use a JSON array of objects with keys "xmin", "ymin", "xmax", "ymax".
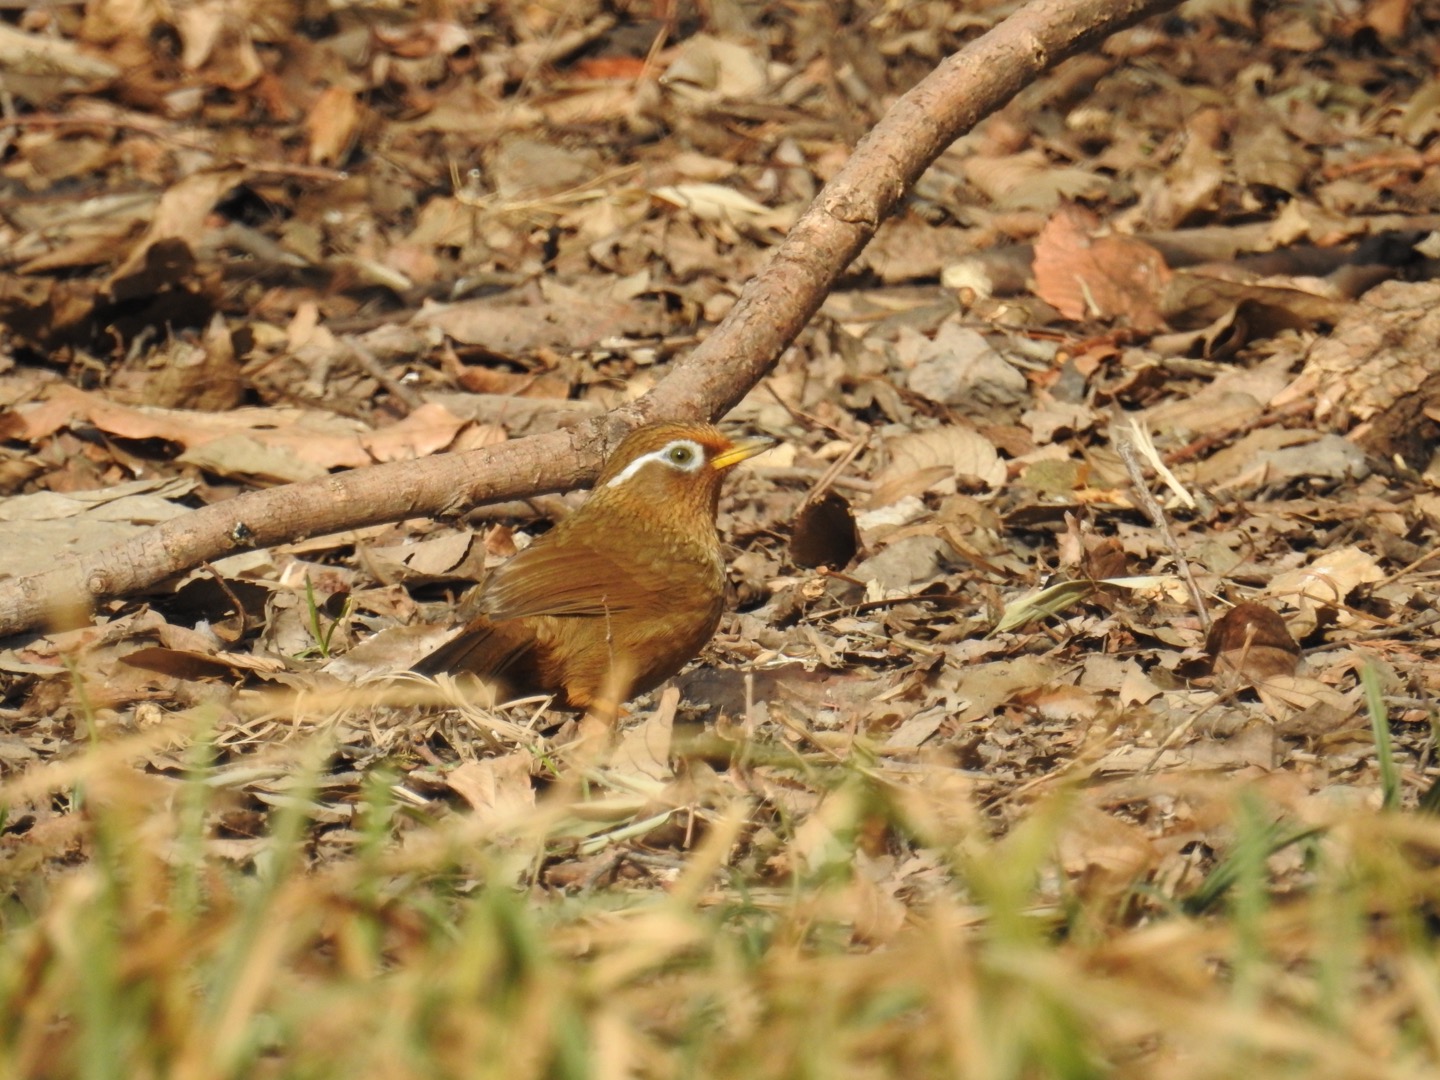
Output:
[{"xmin": 1115, "ymin": 428, "xmax": 1212, "ymax": 632}]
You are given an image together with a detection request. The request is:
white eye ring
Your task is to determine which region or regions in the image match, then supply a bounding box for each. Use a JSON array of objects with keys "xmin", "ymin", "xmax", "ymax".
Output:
[
  {"xmin": 665, "ymin": 442, "xmax": 697, "ymax": 467},
  {"xmin": 606, "ymin": 439, "xmax": 706, "ymax": 488}
]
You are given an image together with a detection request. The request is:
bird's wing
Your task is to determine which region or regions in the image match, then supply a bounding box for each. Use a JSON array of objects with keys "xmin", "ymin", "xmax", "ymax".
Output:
[
  {"xmin": 411, "ymin": 617, "xmax": 532, "ymax": 679},
  {"xmin": 478, "ymin": 532, "xmax": 663, "ymax": 621}
]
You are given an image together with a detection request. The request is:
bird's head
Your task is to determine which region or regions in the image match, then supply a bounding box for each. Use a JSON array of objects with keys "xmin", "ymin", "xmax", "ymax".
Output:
[{"xmin": 590, "ymin": 421, "xmax": 774, "ymax": 526}]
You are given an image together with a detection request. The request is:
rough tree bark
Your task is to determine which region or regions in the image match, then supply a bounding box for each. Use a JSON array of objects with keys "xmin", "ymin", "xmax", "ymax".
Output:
[{"xmin": 0, "ymin": 0, "xmax": 1179, "ymax": 638}]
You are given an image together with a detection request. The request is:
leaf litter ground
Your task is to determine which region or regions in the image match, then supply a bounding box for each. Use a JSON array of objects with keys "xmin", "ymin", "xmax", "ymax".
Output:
[{"xmin": 3, "ymin": 1, "xmax": 1440, "ymax": 1075}]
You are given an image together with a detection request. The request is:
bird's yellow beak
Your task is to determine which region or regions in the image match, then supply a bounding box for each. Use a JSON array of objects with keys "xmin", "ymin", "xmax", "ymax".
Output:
[{"xmin": 711, "ymin": 435, "xmax": 775, "ymax": 471}]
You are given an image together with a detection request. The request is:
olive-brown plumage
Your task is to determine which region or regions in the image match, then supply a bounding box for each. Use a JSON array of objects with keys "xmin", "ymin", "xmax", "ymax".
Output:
[{"xmin": 414, "ymin": 421, "xmax": 772, "ymax": 709}]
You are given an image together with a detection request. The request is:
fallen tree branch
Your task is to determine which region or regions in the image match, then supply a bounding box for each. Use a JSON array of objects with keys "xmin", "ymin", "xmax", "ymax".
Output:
[{"xmin": 0, "ymin": 0, "xmax": 1177, "ymax": 638}]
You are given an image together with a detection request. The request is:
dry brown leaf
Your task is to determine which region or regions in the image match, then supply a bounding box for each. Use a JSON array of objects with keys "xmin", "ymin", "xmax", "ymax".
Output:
[
  {"xmin": 1142, "ymin": 107, "xmax": 1226, "ymax": 229},
  {"xmin": 0, "ymin": 477, "xmax": 197, "ymax": 579},
  {"xmin": 899, "ymin": 323, "xmax": 1029, "ymax": 413},
  {"xmin": 843, "ymin": 865, "xmax": 908, "ymax": 946},
  {"xmin": 487, "ymin": 135, "xmax": 604, "ymax": 201},
  {"xmin": 791, "ymin": 784, "xmax": 865, "ymax": 878},
  {"xmin": 1266, "ymin": 546, "xmax": 1385, "ymax": 636},
  {"xmin": 5, "ymin": 386, "xmax": 465, "ymax": 471},
  {"xmin": 1160, "ymin": 270, "xmax": 1346, "ymax": 335},
  {"xmin": 125, "ymin": 313, "xmax": 245, "ymax": 411},
  {"xmin": 175, "ymin": 0, "xmax": 264, "ymax": 88},
  {"xmin": 106, "ymin": 169, "xmax": 246, "ymax": 289},
  {"xmin": 661, "ymin": 33, "xmax": 770, "ymax": 103},
  {"xmin": 453, "ymin": 366, "xmax": 571, "ymax": 399},
  {"xmin": 1018, "ymin": 683, "xmax": 1101, "ymax": 722},
  {"xmin": 652, "ymin": 183, "xmax": 796, "ymax": 234},
  {"xmin": 364, "ymin": 533, "xmax": 486, "ymax": 585},
  {"xmin": 1233, "ymin": 106, "xmax": 1315, "ymax": 194},
  {"xmin": 413, "ymin": 281, "xmax": 669, "ymax": 355},
  {"xmin": 883, "ymin": 705, "xmax": 948, "ymax": 750},
  {"xmin": 1055, "ymin": 802, "xmax": 1158, "ymax": 905},
  {"xmin": 609, "ymin": 688, "xmax": 679, "ymax": 784},
  {"xmin": 360, "ymin": 403, "xmax": 469, "ymax": 462},
  {"xmin": 120, "ymin": 644, "xmax": 285, "ymax": 679},
  {"xmin": 1253, "ymin": 675, "xmax": 1353, "ymax": 724},
  {"xmin": 940, "ymin": 657, "xmax": 1060, "ymax": 724},
  {"xmin": 1021, "ymin": 401, "xmax": 1098, "ymax": 444},
  {"xmin": 445, "ymin": 753, "xmax": 536, "ymax": 825},
  {"xmin": 1275, "ymin": 281, "xmax": 1440, "ymax": 455},
  {"xmin": 1119, "ymin": 665, "xmax": 1164, "ymax": 708},
  {"xmin": 1171, "ymin": 418, "xmax": 1290, "ymax": 483},
  {"xmin": 1205, "ymin": 602, "xmax": 1300, "ymax": 683},
  {"xmin": 1185, "ymin": 722, "xmax": 1278, "ymax": 770},
  {"xmin": 790, "ymin": 492, "xmax": 860, "ymax": 571},
  {"xmin": 178, "ymin": 434, "xmax": 324, "ymax": 484},
  {"xmin": 1369, "ymin": 0, "xmax": 1417, "ymax": 40},
  {"xmin": 871, "ymin": 426, "xmax": 1006, "ymax": 508},
  {"xmin": 1032, "ymin": 204, "xmax": 1172, "ymax": 331},
  {"xmin": 78, "ymin": 0, "xmax": 166, "ymax": 46},
  {"xmin": 962, "ymin": 152, "xmax": 1107, "ymax": 212},
  {"xmin": 860, "ymin": 217, "xmax": 977, "ymax": 283},
  {"xmin": 305, "ymin": 86, "xmax": 363, "ymax": 166}
]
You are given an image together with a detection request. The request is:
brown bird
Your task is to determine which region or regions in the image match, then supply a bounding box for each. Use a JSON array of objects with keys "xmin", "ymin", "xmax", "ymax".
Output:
[{"xmin": 414, "ymin": 421, "xmax": 773, "ymax": 710}]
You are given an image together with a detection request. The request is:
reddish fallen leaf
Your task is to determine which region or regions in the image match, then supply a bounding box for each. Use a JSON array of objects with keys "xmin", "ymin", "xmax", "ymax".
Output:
[
  {"xmin": 1205, "ymin": 601, "xmax": 1301, "ymax": 682},
  {"xmin": 1032, "ymin": 203, "xmax": 1172, "ymax": 331},
  {"xmin": 306, "ymin": 86, "xmax": 362, "ymax": 166},
  {"xmin": 571, "ymin": 56, "xmax": 649, "ymax": 80},
  {"xmin": 454, "ymin": 365, "xmax": 572, "ymax": 399}
]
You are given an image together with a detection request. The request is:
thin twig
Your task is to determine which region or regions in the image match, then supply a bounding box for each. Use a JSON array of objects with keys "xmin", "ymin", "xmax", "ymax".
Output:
[{"xmin": 348, "ymin": 342, "xmax": 424, "ymax": 415}]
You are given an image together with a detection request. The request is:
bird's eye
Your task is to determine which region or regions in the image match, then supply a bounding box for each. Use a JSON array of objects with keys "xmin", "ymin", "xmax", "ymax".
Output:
[{"xmin": 666, "ymin": 444, "xmax": 696, "ymax": 466}]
